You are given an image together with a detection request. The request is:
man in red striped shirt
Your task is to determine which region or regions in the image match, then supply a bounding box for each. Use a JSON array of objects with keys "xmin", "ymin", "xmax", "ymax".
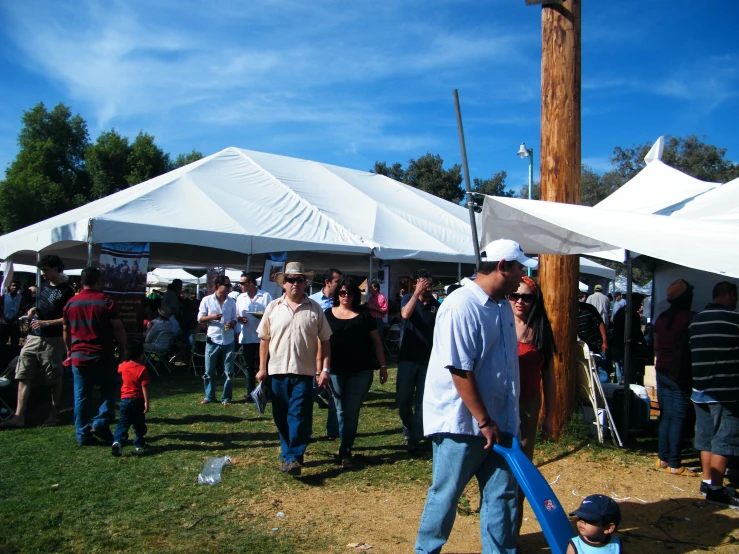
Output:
[{"xmin": 63, "ymin": 267, "xmax": 127, "ymax": 446}]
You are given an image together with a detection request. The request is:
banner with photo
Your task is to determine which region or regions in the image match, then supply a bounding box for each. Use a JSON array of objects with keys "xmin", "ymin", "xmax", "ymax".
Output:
[
  {"xmin": 262, "ymin": 259, "xmax": 285, "ymax": 299},
  {"xmin": 100, "ymin": 243, "xmax": 150, "ymax": 334},
  {"xmin": 205, "ymin": 267, "xmax": 226, "ymax": 295}
]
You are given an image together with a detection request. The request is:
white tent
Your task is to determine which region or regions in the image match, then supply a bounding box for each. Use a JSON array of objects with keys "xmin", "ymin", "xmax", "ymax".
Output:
[
  {"xmin": 146, "ymin": 268, "xmax": 201, "ymax": 287},
  {"xmin": 0, "ymin": 147, "xmax": 476, "ymax": 268},
  {"xmin": 480, "ymin": 195, "xmax": 739, "ymax": 279},
  {"xmin": 663, "ymin": 177, "xmax": 739, "ymax": 221}
]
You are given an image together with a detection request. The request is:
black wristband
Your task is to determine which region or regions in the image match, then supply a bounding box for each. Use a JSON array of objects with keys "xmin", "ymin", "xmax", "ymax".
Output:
[{"xmin": 478, "ymin": 418, "xmax": 491, "ymax": 429}]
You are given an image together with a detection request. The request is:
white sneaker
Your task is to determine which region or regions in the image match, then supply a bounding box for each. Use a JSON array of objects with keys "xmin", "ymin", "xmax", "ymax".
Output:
[{"xmin": 111, "ymin": 442, "xmax": 122, "ymax": 457}]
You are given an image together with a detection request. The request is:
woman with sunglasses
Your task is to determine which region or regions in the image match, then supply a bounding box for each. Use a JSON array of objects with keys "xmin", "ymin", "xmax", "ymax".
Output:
[
  {"xmin": 324, "ymin": 277, "xmax": 387, "ymax": 469},
  {"xmin": 509, "ymin": 276, "xmax": 556, "ymax": 534}
]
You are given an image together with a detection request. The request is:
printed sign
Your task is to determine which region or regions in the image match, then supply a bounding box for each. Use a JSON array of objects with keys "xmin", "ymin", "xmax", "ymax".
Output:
[{"xmin": 100, "ymin": 243, "xmax": 150, "ymax": 334}]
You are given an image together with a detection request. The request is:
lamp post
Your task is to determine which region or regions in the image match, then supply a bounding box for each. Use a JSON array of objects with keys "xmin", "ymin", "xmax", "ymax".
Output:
[{"xmin": 517, "ymin": 142, "xmax": 534, "ymax": 276}]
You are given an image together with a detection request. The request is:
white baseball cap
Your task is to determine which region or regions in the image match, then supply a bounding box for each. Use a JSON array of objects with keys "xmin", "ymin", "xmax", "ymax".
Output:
[{"xmin": 480, "ymin": 239, "xmax": 538, "ymax": 269}]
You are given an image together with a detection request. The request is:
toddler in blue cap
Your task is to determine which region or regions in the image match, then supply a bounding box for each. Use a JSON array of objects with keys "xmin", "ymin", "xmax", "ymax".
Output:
[{"xmin": 567, "ymin": 494, "xmax": 622, "ymax": 553}]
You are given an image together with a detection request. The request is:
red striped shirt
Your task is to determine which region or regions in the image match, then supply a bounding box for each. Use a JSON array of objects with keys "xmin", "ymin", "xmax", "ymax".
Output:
[{"xmin": 62, "ymin": 289, "xmax": 120, "ymax": 366}]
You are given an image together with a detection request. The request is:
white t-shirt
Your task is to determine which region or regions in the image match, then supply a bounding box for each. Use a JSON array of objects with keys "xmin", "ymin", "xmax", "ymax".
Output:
[
  {"xmin": 423, "ymin": 280, "xmax": 520, "ymax": 438},
  {"xmin": 235, "ymin": 290, "xmax": 273, "ymax": 344},
  {"xmin": 197, "ymin": 293, "xmax": 238, "ymax": 345}
]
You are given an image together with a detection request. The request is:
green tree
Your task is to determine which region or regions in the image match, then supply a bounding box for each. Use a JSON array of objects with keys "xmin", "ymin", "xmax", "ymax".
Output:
[
  {"xmin": 86, "ymin": 129, "xmax": 131, "ymax": 200},
  {"xmin": 580, "ymin": 165, "xmax": 623, "ymax": 207},
  {"xmin": 0, "ymin": 102, "xmax": 90, "ymax": 233},
  {"xmin": 172, "ymin": 149, "xmax": 204, "ymax": 169},
  {"xmin": 404, "ymin": 153, "xmax": 463, "ymax": 203},
  {"xmin": 371, "ymin": 161, "xmax": 405, "ymax": 182},
  {"xmin": 472, "ymin": 170, "xmax": 516, "ymax": 198},
  {"xmin": 126, "ymin": 132, "xmax": 171, "ymax": 186},
  {"xmin": 611, "ymin": 135, "xmax": 739, "ymax": 183},
  {"xmin": 517, "ymin": 182, "xmax": 541, "ymax": 200}
]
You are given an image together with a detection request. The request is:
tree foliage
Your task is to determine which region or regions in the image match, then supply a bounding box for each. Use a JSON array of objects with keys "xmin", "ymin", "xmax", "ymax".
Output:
[
  {"xmin": 0, "ymin": 102, "xmax": 203, "ymax": 234},
  {"xmin": 472, "ymin": 171, "xmax": 516, "ymax": 198},
  {"xmin": 372, "ymin": 153, "xmax": 463, "ymax": 203}
]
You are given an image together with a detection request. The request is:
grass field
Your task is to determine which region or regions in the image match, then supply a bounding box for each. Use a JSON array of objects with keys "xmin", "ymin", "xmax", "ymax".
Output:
[{"xmin": 0, "ymin": 363, "xmax": 667, "ymax": 553}]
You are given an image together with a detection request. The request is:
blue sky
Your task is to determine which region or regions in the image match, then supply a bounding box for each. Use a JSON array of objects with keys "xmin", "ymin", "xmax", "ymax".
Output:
[{"xmin": 1, "ymin": 0, "xmax": 737, "ymax": 194}]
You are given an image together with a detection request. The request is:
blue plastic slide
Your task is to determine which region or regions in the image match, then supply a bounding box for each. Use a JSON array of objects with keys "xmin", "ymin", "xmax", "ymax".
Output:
[{"xmin": 493, "ymin": 435, "xmax": 575, "ymax": 554}]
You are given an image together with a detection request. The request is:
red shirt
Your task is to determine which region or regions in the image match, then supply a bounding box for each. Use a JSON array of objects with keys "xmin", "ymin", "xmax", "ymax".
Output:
[
  {"xmin": 518, "ymin": 342, "xmax": 545, "ymax": 401},
  {"xmin": 118, "ymin": 360, "xmax": 151, "ymax": 399},
  {"xmin": 62, "ymin": 289, "xmax": 120, "ymax": 366}
]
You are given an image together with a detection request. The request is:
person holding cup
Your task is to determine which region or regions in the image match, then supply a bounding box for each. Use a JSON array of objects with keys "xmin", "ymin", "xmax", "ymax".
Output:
[{"xmin": 197, "ymin": 275, "xmax": 238, "ymax": 406}]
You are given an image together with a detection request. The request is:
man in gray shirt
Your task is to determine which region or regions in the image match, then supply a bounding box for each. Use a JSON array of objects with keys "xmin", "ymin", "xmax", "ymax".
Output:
[{"xmin": 586, "ymin": 284, "xmax": 610, "ymax": 324}]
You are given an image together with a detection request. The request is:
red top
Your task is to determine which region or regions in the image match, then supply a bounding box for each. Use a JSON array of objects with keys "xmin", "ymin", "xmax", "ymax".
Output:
[
  {"xmin": 118, "ymin": 360, "xmax": 151, "ymax": 399},
  {"xmin": 518, "ymin": 342, "xmax": 545, "ymax": 401},
  {"xmin": 62, "ymin": 289, "xmax": 120, "ymax": 367},
  {"xmin": 654, "ymin": 309, "xmax": 695, "ymax": 376}
]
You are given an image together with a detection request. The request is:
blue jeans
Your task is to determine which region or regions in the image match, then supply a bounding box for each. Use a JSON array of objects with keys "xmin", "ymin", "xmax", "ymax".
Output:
[
  {"xmin": 656, "ymin": 370, "xmax": 689, "ymax": 467},
  {"xmin": 613, "ymin": 360, "xmax": 623, "ymax": 383},
  {"xmin": 314, "ymin": 375, "xmax": 339, "ymax": 437},
  {"xmin": 415, "ymin": 434, "xmax": 518, "ymax": 554},
  {"xmin": 397, "ymin": 360, "xmax": 427, "ymax": 446},
  {"xmin": 113, "ymin": 398, "xmax": 147, "ymax": 448},
  {"xmin": 72, "ymin": 360, "xmax": 117, "ymax": 444},
  {"xmin": 271, "ymin": 374, "xmax": 314, "ymax": 464},
  {"xmin": 331, "ymin": 370, "xmax": 374, "ymax": 459},
  {"xmin": 203, "ymin": 340, "xmax": 235, "ymax": 403}
]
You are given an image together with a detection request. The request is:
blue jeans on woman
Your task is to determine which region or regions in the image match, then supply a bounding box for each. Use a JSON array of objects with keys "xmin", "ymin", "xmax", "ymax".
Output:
[
  {"xmin": 415, "ymin": 433, "xmax": 518, "ymax": 554},
  {"xmin": 271, "ymin": 374, "xmax": 314, "ymax": 464},
  {"xmin": 656, "ymin": 370, "xmax": 690, "ymax": 468},
  {"xmin": 72, "ymin": 360, "xmax": 117, "ymax": 445},
  {"xmin": 330, "ymin": 370, "xmax": 374, "ymax": 459},
  {"xmin": 397, "ymin": 360, "xmax": 427, "ymax": 448},
  {"xmin": 203, "ymin": 340, "xmax": 235, "ymax": 403}
]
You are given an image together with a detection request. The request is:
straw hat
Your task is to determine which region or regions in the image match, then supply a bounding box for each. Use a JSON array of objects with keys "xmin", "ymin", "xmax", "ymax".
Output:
[
  {"xmin": 666, "ymin": 279, "xmax": 692, "ymax": 302},
  {"xmin": 274, "ymin": 262, "xmax": 314, "ymax": 286}
]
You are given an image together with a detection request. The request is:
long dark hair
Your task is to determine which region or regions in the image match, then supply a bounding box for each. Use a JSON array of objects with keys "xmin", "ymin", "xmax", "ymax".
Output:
[
  {"xmin": 519, "ymin": 277, "xmax": 557, "ymax": 366},
  {"xmin": 332, "ymin": 276, "xmax": 362, "ymax": 311}
]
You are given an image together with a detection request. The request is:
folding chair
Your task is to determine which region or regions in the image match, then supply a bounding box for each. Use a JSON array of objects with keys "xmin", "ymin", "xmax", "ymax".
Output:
[
  {"xmin": 188, "ymin": 333, "xmax": 207, "ymax": 376},
  {"xmin": 144, "ymin": 330, "xmax": 176, "ymax": 377},
  {"xmin": 384, "ymin": 324, "xmax": 402, "ymax": 356},
  {"xmin": 576, "ymin": 341, "xmax": 622, "ymax": 447},
  {"xmin": 234, "ymin": 344, "xmax": 248, "ymax": 379},
  {"xmin": 0, "ymin": 355, "xmax": 18, "ymax": 421}
]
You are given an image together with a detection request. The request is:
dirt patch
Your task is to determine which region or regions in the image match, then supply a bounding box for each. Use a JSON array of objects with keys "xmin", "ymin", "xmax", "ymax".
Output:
[{"xmin": 255, "ymin": 453, "xmax": 739, "ymax": 553}]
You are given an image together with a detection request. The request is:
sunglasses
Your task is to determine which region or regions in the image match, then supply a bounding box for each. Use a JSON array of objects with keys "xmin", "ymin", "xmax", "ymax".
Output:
[
  {"xmin": 222, "ymin": 283, "xmax": 233, "ymax": 289},
  {"xmin": 509, "ymin": 293, "xmax": 535, "ymax": 302},
  {"xmin": 285, "ymin": 277, "xmax": 305, "ymax": 284},
  {"xmin": 338, "ymin": 290, "xmax": 352, "ymax": 297}
]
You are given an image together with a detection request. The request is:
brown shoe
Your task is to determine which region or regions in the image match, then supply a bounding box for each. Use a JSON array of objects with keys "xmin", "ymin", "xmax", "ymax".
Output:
[
  {"xmin": 285, "ymin": 461, "xmax": 302, "ymax": 476},
  {"xmin": 341, "ymin": 457, "xmax": 354, "ymax": 470}
]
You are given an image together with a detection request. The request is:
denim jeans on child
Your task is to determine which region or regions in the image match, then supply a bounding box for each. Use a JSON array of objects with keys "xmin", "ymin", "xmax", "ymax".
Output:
[
  {"xmin": 203, "ymin": 340, "xmax": 235, "ymax": 403},
  {"xmin": 415, "ymin": 433, "xmax": 518, "ymax": 554},
  {"xmin": 72, "ymin": 360, "xmax": 117, "ymax": 444},
  {"xmin": 330, "ymin": 370, "xmax": 374, "ymax": 459},
  {"xmin": 113, "ymin": 398, "xmax": 148, "ymax": 448},
  {"xmin": 271, "ymin": 374, "xmax": 314, "ymax": 464}
]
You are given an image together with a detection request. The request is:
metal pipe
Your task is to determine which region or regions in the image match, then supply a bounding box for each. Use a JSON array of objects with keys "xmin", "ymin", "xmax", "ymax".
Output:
[
  {"xmin": 622, "ymin": 250, "xmax": 633, "ymax": 445},
  {"xmin": 453, "ymin": 89, "xmax": 481, "ymax": 270},
  {"xmin": 87, "ymin": 219, "xmax": 94, "ymax": 266}
]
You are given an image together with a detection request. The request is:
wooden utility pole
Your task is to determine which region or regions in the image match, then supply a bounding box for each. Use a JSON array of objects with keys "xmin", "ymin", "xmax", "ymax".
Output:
[{"xmin": 539, "ymin": 0, "xmax": 581, "ymax": 438}]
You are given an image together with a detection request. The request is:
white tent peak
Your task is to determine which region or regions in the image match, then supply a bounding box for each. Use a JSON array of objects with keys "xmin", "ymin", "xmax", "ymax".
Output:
[{"xmin": 643, "ymin": 136, "xmax": 665, "ymax": 164}]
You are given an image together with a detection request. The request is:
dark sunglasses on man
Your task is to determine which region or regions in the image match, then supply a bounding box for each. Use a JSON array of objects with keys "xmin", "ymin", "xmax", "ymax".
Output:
[{"xmin": 285, "ymin": 277, "xmax": 305, "ymax": 284}]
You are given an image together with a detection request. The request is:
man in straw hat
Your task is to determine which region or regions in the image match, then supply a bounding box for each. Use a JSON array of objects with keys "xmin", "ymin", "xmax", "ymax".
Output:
[{"xmin": 257, "ymin": 262, "xmax": 332, "ymax": 477}]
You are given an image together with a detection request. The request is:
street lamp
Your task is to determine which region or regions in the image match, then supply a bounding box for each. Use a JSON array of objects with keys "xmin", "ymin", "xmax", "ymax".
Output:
[
  {"xmin": 518, "ymin": 142, "xmax": 534, "ymax": 276},
  {"xmin": 517, "ymin": 142, "xmax": 534, "ymax": 200}
]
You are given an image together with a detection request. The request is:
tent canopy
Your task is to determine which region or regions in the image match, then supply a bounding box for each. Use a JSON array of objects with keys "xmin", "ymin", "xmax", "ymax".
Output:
[
  {"xmin": 0, "ymin": 148, "xmax": 477, "ymax": 267},
  {"xmin": 481, "ymin": 195, "xmax": 739, "ymax": 279}
]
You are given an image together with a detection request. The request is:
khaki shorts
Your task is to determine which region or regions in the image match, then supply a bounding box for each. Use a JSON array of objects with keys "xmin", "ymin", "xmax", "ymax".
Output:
[{"xmin": 15, "ymin": 335, "xmax": 66, "ymax": 384}]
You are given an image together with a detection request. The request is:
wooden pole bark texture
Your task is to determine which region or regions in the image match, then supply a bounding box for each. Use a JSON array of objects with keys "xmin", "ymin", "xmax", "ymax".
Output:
[{"xmin": 540, "ymin": 0, "xmax": 581, "ymax": 438}]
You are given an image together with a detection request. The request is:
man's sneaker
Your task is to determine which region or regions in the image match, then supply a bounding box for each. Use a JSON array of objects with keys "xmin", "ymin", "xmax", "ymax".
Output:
[
  {"xmin": 111, "ymin": 442, "xmax": 122, "ymax": 457},
  {"xmin": 92, "ymin": 426, "xmax": 114, "ymax": 445},
  {"xmin": 706, "ymin": 486, "xmax": 739, "ymax": 509},
  {"xmin": 279, "ymin": 460, "xmax": 288, "ymax": 473},
  {"xmin": 700, "ymin": 481, "xmax": 710, "ymax": 495},
  {"xmin": 285, "ymin": 461, "xmax": 302, "ymax": 476},
  {"xmin": 134, "ymin": 443, "xmax": 148, "ymax": 453}
]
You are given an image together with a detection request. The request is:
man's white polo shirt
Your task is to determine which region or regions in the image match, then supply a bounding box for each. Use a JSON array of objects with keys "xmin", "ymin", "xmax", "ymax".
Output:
[
  {"xmin": 197, "ymin": 293, "xmax": 238, "ymax": 345},
  {"xmin": 236, "ymin": 290, "xmax": 273, "ymax": 344},
  {"xmin": 423, "ymin": 280, "xmax": 520, "ymax": 438}
]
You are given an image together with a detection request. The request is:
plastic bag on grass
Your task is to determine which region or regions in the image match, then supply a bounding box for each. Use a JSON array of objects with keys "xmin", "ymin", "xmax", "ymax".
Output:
[{"xmin": 198, "ymin": 456, "xmax": 232, "ymax": 485}]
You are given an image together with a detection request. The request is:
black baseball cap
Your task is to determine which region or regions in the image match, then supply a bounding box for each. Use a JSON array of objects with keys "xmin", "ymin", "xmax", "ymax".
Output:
[{"xmin": 569, "ymin": 494, "xmax": 621, "ymax": 525}]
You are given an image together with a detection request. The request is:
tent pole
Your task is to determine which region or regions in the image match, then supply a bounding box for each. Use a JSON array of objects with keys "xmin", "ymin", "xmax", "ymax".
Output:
[
  {"xmin": 369, "ymin": 252, "xmax": 373, "ymax": 291},
  {"xmin": 453, "ymin": 89, "xmax": 481, "ymax": 270},
  {"xmin": 87, "ymin": 219, "xmax": 93, "ymax": 266},
  {"xmin": 246, "ymin": 254, "xmax": 252, "ymax": 273},
  {"xmin": 458, "ymin": 263, "xmax": 462, "ymax": 282},
  {"xmin": 36, "ymin": 252, "xmax": 41, "ymax": 310},
  {"xmin": 623, "ymin": 250, "xmax": 633, "ymax": 445}
]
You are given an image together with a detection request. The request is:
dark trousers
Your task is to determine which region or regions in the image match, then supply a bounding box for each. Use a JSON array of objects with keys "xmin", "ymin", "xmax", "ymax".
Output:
[
  {"xmin": 0, "ymin": 323, "xmax": 20, "ymax": 346},
  {"xmin": 113, "ymin": 398, "xmax": 148, "ymax": 448},
  {"xmin": 242, "ymin": 343, "xmax": 259, "ymax": 393}
]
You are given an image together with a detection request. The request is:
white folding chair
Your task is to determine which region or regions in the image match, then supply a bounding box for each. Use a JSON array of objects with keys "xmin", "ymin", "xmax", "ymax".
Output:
[
  {"xmin": 188, "ymin": 333, "xmax": 207, "ymax": 376},
  {"xmin": 233, "ymin": 344, "xmax": 248, "ymax": 379},
  {"xmin": 384, "ymin": 324, "xmax": 402, "ymax": 356},
  {"xmin": 0, "ymin": 355, "xmax": 19, "ymax": 420},
  {"xmin": 144, "ymin": 330, "xmax": 176, "ymax": 376},
  {"xmin": 576, "ymin": 341, "xmax": 623, "ymax": 447}
]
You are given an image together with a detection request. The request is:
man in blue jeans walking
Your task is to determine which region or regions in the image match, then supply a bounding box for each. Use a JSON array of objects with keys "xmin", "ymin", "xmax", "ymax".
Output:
[
  {"xmin": 257, "ymin": 262, "xmax": 332, "ymax": 477},
  {"xmin": 198, "ymin": 275, "xmax": 238, "ymax": 406},
  {"xmin": 397, "ymin": 269, "xmax": 440, "ymax": 454},
  {"xmin": 416, "ymin": 239, "xmax": 535, "ymax": 554}
]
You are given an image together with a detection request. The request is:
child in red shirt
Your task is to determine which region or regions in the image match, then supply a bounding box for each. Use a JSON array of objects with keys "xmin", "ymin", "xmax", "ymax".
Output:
[{"xmin": 112, "ymin": 341, "xmax": 151, "ymax": 456}]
